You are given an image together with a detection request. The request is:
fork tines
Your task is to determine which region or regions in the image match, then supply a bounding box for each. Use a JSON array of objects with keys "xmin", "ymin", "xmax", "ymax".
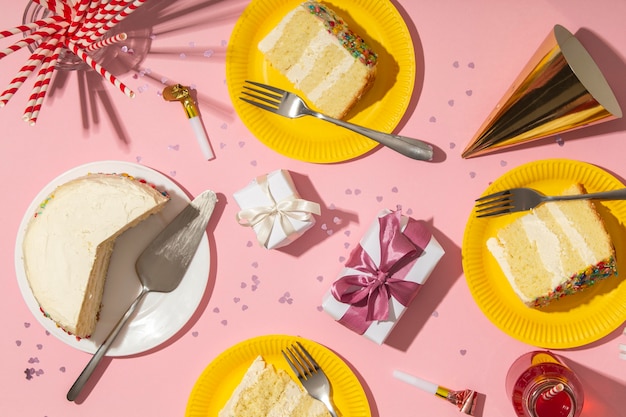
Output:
[
  {"xmin": 282, "ymin": 342, "xmax": 319, "ymax": 379},
  {"xmin": 474, "ymin": 190, "xmax": 514, "ymax": 217},
  {"xmin": 240, "ymin": 80, "xmax": 282, "ymax": 110}
]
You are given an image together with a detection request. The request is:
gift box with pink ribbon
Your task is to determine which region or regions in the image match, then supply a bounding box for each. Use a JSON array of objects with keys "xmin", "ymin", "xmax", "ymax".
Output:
[
  {"xmin": 322, "ymin": 209, "xmax": 445, "ymax": 344},
  {"xmin": 234, "ymin": 169, "xmax": 321, "ymax": 249}
]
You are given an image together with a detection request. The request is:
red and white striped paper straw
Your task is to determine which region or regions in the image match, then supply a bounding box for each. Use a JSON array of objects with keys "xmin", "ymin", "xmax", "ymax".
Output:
[
  {"xmin": 74, "ymin": 0, "xmax": 119, "ymax": 44},
  {"xmin": 0, "ymin": 22, "xmax": 68, "ymax": 60},
  {"xmin": 541, "ymin": 383, "xmax": 565, "ymax": 401},
  {"xmin": 32, "ymin": 0, "xmax": 73, "ymax": 20},
  {"xmin": 22, "ymin": 35, "xmax": 63, "ymax": 118},
  {"xmin": 65, "ymin": 39, "xmax": 135, "ymax": 98},
  {"xmin": 89, "ymin": 0, "xmax": 147, "ymax": 42},
  {"xmin": 26, "ymin": 39, "xmax": 65, "ymax": 125},
  {"xmin": 0, "ymin": 16, "xmax": 64, "ymax": 40},
  {"xmin": 70, "ymin": 0, "xmax": 102, "ymax": 42},
  {"xmin": 84, "ymin": 32, "xmax": 127, "ymax": 52},
  {"xmin": 67, "ymin": 0, "xmax": 93, "ymax": 36},
  {"xmin": 0, "ymin": 42, "xmax": 57, "ymax": 107}
]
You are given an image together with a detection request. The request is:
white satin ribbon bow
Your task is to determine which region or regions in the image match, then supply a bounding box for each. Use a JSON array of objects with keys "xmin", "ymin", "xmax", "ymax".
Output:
[{"xmin": 236, "ymin": 174, "xmax": 321, "ymax": 248}]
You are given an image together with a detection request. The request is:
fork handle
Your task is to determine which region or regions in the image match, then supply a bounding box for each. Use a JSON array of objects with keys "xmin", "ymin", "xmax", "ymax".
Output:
[
  {"xmin": 546, "ymin": 188, "xmax": 626, "ymax": 202},
  {"xmin": 312, "ymin": 112, "xmax": 434, "ymax": 161}
]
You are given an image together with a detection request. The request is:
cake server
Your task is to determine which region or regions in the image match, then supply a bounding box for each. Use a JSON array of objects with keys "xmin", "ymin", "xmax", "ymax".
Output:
[
  {"xmin": 240, "ymin": 80, "xmax": 434, "ymax": 161},
  {"xmin": 475, "ymin": 187, "xmax": 626, "ymax": 217},
  {"xmin": 67, "ymin": 190, "xmax": 218, "ymax": 402}
]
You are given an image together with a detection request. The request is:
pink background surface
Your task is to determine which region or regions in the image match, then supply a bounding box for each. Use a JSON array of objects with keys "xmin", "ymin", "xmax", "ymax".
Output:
[{"xmin": 2, "ymin": 0, "xmax": 626, "ymax": 416}]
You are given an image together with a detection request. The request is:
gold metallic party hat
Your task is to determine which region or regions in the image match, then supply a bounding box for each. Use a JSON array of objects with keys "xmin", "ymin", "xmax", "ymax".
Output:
[{"xmin": 462, "ymin": 24, "xmax": 622, "ymax": 158}]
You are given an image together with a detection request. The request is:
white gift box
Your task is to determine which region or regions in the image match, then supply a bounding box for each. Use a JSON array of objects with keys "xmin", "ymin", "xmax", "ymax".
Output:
[
  {"xmin": 234, "ymin": 169, "xmax": 320, "ymax": 249},
  {"xmin": 322, "ymin": 209, "xmax": 444, "ymax": 344}
]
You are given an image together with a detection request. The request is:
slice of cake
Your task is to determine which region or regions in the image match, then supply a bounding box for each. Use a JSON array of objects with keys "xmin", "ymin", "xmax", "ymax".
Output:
[
  {"xmin": 219, "ymin": 356, "xmax": 331, "ymax": 417},
  {"xmin": 486, "ymin": 184, "xmax": 617, "ymax": 307},
  {"xmin": 258, "ymin": 1, "xmax": 377, "ymax": 119},
  {"xmin": 22, "ymin": 173, "xmax": 170, "ymax": 338}
]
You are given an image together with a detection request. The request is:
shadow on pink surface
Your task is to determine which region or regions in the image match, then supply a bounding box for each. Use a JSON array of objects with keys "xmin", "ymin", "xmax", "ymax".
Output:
[{"xmin": 38, "ymin": 0, "xmax": 244, "ymax": 145}]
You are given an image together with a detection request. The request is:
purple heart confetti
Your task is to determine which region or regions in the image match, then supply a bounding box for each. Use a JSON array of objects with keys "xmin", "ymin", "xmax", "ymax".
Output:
[
  {"xmin": 16, "ymin": 340, "xmax": 21, "ymax": 347},
  {"xmin": 24, "ymin": 322, "xmax": 30, "ymax": 328},
  {"xmin": 391, "ymin": 187, "xmax": 398, "ymax": 193},
  {"xmin": 213, "ymin": 307, "xmax": 220, "ymax": 313},
  {"xmin": 241, "ymin": 282, "xmax": 247, "ymax": 289},
  {"xmin": 449, "ymin": 142, "xmax": 456, "ymax": 149},
  {"xmin": 167, "ymin": 144, "xmax": 180, "ymax": 151},
  {"xmin": 429, "ymin": 116, "xmax": 437, "ymax": 123},
  {"xmin": 453, "ymin": 61, "xmax": 460, "ymax": 68},
  {"xmin": 500, "ymin": 160, "xmax": 508, "ymax": 167},
  {"xmin": 376, "ymin": 196, "xmax": 383, "ymax": 202},
  {"xmin": 192, "ymin": 331, "xmax": 199, "ymax": 337},
  {"xmin": 242, "ymin": 305, "xmax": 249, "ymax": 311},
  {"xmin": 251, "ymin": 262, "xmax": 259, "ymax": 268},
  {"xmin": 221, "ymin": 320, "xmax": 228, "ymax": 326},
  {"xmin": 448, "ymin": 99, "xmax": 455, "ymax": 107},
  {"xmin": 233, "ymin": 297, "xmax": 240, "ymax": 303},
  {"xmin": 466, "ymin": 90, "xmax": 473, "ymax": 96},
  {"xmin": 468, "ymin": 62, "xmax": 475, "ymax": 69},
  {"xmin": 316, "ymin": 275, "xmax": 324, "ymax": 282},
  {"xmin": 460, "ymin": 349, "xmax": 467, "ymax": 356},
  {"xmin": 59, "ymin": 366, "xmax": 66, "ymax": 373}
]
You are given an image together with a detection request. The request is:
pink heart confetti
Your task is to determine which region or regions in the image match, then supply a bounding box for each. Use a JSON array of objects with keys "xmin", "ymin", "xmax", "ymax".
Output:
[
  {"xmin": 251, "ymin": 262, "xmax": 259, "ymax": 268},
  {"xmin": 321, "ymin": 223, "xmax": 328, "ymax": 230},
  {"xmin": 167, "ymin": 144, "xmax": 180, "ymax": 151},
  {"xmin": 344, "ymin": 230, "xmax": 351, "ymax": 237},
  {"xmin": 24, "ymin": 322, "xmax": 30, "ymax": 328},
  {"xmin": 448, "ymin": 99, "xmax": 455, "ymax": 107},
  {"xmin": 453, "ymin": 61, "xmax": 460, "ymax": 68},
  {"xmin": 251, "ymin": 160, "xmax": 257, "ymax": 166},
  {"xmin": 317, "ymin": 306, "xmax": 324, "ymax": 312},
  {"xmin": 220, "ymin": 142, "xmax": 227, "ymax": 149},
  {"xmin": 238, "ymin": 141, "xmax": 245, "ymax": 147},
  {"xmin": 339, "ymin": 256, "xmax": 346, "ymax": 263},
  {"xmin": 241, "ymin": 282, "xmax": 247, "ymax": 289},
  {"xmin": 246, "ymin": 241, "xmax": 253, "ymax": 247},
  {"xmin": 213, "ymin": 307, "xmax": 220, "ymax": 313},
  {"xmin": 460, "ymin": 349, "xmax": 467, "ymax": 356},
  {"xmin": 344, "ymin": 242, "xmax": 350, "ymax": 249},
  {"xmin": 233, "ymin": 297, "xmax": 240, "ymax": 303},
  {"xmin": 431, "ymin": 311, "xmax": 439, "ymax": 318},
  {"xmin": 376, "ymin": 196, "xmax": 383, "ymax": 202},
  {"xmin": 469, "ymin": 171, "xmax": 476, "ymax": 178},
  {"xmin": 192, "ymin": 331, "xmax": 199, "ymax": 337},
  {"xmin": 316, "ymin": 275, "xmax": 324, "ymax": 282},
  {"xmin": 16, "ymin": 340, "xmax": 21, "ymax": 346},
  {"xmin": 221, "ymin": 320, "xmax": 228, "ymax": 326},
  {"xmin": 251, "ymin": 275, "xmax": 260, "ymax": 284},
  {"xmin": 59, "ymin": 366, "xmax": 66, "ymax": 373},
  {"xmin": 242, "ymin": 305, "xmax": 248, "ymax": 311},
  {"xmin": 466, "ymin": 90, "xmax": 473, "ymax": 96},
  {"xmin": 37, "ymin": 344, "xmax": 43, "ymax": 350},
  {"xmin": 468, "ymin": 62, "xmax": 475, "ymax": 69},
  {"xmin": 345, "ymin": 189, "xmax": 353, "ymax": 195},
  {"xmin": 500, "ymin": 160, "xmax": 508, "ymax": 167},
  {"xmin": 204, "ymin": 50, "xmax": 214, "ymax": 58},
  {"xmin": 449, "ymin": 142, "xmax": 456, "ymax": 149},
  {"xmin": 391, "ymin": 187, "xmax": 398, "ymax": 193},
  {"xmin": 354, "ymin": 189, "xmax": 361, "ymax": 195},
  {"xmin": 333, "ymin": 216, "xmax": 341, "ymax": 224},
  {"xmin": 429, "ymin": 116, "xmax": 437, "ymax": 123}
]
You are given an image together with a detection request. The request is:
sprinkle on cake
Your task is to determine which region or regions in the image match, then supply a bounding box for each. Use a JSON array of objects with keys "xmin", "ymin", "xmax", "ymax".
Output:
[
  {"xmin": 22, "ymin": 173, "xmax": 170, "ymax": 338},
  {"xmin": 486, "ymin": 183, "xmax": 617, "ymax": 307},
  {"xmin": 258, "ymin": 1, "xmax": 378, "ymax": 119}
]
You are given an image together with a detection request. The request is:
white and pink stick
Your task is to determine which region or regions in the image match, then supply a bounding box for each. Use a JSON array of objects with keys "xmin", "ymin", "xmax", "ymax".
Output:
[{"xmin": 65, "ymin": 39, "xmax": 135, "ymax": 98}]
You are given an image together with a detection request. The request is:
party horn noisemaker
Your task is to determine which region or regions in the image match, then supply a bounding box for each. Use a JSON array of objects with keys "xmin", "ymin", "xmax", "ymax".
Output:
[
  {"xmin": 394, "ymin": 369, "xmax": 478, "ymax": 415},
  {"xmin": 162, "ymin": 84, "xmax": 214, "ymax": 160},
  {"xmin": 462, "ymin": 24, "xmax": 622, "ymax": 158}
]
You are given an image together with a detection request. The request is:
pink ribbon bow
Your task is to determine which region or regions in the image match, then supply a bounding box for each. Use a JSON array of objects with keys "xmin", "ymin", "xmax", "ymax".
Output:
[{"xmin": 331, "ymin": 211, "xmax": 431, "ymax": 333}]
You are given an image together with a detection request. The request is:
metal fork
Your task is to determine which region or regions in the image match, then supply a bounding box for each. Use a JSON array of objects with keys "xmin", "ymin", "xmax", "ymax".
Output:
[
  {"xmin": 282, "ymin": 342, "xmax": 339, "ymax": 417},
  {"xmin": 475, "ymin": 187, "xmax": 626, "ymax": 217},
  {"xmin": 241, "ymin": 80, "xmax": 433, "ymax": 161}
]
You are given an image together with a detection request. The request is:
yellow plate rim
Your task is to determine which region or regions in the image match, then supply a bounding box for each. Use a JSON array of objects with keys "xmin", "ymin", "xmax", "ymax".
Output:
[
  {"xmin": 185, "ymin": 334, "xmax": 371, "ymax": 416},
  {"xmin": 462, "ymin": 158, "xmax": 626, "ymax": 348},
  {"xmin": 226, "ymin": 0, "xmax": 416, "ymax": 163}
]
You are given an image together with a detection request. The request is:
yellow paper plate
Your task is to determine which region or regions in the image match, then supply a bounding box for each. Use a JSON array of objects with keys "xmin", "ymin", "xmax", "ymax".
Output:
[
  {"xmin": 462, "ymin": 159, "xmax": 626, "ymax": 348},
  {"xmin": 226, "ymin": 0, "xmax": 416, "ymax": 163},
  {"xmin": 185, "ymin": 334, "xmax": 371, "ymax": 416}
]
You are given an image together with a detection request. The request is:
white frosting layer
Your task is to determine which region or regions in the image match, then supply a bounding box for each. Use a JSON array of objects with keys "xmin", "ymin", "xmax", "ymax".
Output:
[{"xmin": 22, "ymin": 174, "xmax": 168, "ymax": 335}]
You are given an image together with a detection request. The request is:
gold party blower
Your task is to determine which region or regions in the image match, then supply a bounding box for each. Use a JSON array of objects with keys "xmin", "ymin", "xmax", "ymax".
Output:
[
  {"xmin": 163, "ymin": 84, "xmax": 214, "ymax": 160},
  {"xmin": 462, "ymin": 24, "xmax": 622, "ymax": 158}
]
